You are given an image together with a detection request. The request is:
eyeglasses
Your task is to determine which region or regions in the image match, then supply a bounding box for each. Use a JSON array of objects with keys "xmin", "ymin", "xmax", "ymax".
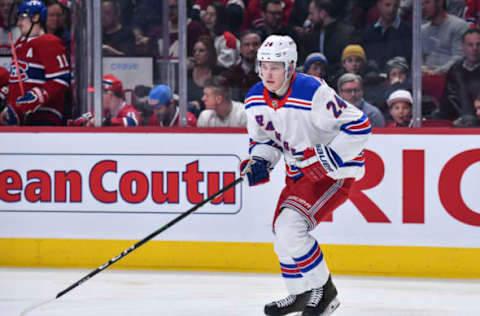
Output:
[{"xmin": 340, "ymin": 88, "xmax": 362, "ymax": 94}]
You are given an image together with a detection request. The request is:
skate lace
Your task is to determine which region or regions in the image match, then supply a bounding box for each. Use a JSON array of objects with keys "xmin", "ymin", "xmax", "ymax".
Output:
[
  {"xmin": 306, "ymin": 287, "xmax": 323, "ymax": 307},
  {"xmin": 275, "ymin": 295, "xmax": 296, "ymax": 308}
]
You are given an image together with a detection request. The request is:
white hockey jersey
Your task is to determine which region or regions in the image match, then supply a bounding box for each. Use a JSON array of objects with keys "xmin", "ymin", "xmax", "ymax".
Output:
[{"xmin": 244, "ymin": 73, "xmax": 371, "ymax": 180}]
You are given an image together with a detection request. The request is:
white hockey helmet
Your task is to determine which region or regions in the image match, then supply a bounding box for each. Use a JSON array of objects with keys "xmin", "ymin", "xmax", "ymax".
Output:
[{"xmin": 256, "ymin": 35, "xmax": 298, "ymax": 81}]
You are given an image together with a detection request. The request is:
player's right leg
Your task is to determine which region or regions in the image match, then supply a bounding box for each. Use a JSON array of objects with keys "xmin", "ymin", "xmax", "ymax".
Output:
[{"xmin": 266, "ymin": 207, "xmax": 339, "ymax": 316}]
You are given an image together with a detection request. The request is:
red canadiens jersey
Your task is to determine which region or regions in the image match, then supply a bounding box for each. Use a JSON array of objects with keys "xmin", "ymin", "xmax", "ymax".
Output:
[
  {"xmin": 8, "ymin": 34, "xmax": 70, "ymax": 124},
  {"xmin": 109, "ymin": 102, "xmax": 141, "ymax": 126}
]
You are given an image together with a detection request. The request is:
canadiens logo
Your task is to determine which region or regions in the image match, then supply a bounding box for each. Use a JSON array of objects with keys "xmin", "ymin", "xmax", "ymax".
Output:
[{"xmin": 9, "ymin": 61, "xmax": 28, "ymax": 82}]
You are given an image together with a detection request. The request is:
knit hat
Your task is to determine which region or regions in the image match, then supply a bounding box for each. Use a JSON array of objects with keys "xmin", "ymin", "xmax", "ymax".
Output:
[
  {"xmin": 387, "ymin": 89, "xmax": 413, "ymax": 107},
  {"xmin": 303, "ymin": 52, "xmax": 328, "ymax": 73},
  {"xmin": 341, "ymin": 45, "xmax": 366, "ymax": 62},
  {"xmin": 386, "ymin": 56, "xmax": 409, "ymax": 74},
  {"xmin": 148, "ymin": 85, "xmax": 173, "ymax": 107},
  {"xmin": 102, "ymin": 74, "xmax": 123, "ymax": 95}
]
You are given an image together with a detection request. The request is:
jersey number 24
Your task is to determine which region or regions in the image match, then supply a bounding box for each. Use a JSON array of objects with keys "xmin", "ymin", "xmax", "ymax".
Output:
[{"xmin": 326, "ymin": 95, "xmax": 347, "ymax": 118}]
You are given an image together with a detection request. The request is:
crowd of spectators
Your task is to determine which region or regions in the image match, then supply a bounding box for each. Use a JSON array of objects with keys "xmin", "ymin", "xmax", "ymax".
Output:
[{"xmin": 1, "ymin": 0, "xmax": 480, "ymax": 127}]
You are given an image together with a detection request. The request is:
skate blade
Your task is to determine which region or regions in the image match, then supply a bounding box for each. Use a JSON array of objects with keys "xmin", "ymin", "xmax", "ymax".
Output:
[{"xmin": 320, "ymin": 297, "xmax": 340, "ymax": 316}]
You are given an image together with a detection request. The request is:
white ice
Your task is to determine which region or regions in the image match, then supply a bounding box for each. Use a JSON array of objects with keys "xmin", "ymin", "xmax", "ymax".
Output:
[{"xmin": 1, "ymin": 267, "xmax": 480, "ymax": 316}]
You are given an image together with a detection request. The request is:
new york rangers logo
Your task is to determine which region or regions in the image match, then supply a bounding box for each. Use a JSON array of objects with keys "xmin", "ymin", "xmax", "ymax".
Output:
[{"xmin": 9, "ymin": 61, "xmax": 28, "ymax": 82}]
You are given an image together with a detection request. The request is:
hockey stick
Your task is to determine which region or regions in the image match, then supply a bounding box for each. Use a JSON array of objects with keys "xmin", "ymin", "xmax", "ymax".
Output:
[
  {"xmin": 7, "ymin": 0, "xmax": 24, "ymax": 96},
  {"xmin": 19, "ymin": 176, "xmax": 244, "ymax": 316}
]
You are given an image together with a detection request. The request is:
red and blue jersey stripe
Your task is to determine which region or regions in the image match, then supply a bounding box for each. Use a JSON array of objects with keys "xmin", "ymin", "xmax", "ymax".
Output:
[{"xmin": 341, "ymin": 113, "xmax": 371, "ymax": 135}]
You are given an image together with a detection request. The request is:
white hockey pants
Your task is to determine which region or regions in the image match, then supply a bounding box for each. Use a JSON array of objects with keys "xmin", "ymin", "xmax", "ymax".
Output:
[{"xmin": 273, "ymin": 207, "xmax": 330, "ymax": 295}]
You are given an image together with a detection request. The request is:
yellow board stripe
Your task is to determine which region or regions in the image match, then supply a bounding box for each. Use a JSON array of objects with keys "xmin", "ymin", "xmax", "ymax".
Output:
[{"xmin": 2, "ymin": 238, "xmax": 480, "ymax": 278}]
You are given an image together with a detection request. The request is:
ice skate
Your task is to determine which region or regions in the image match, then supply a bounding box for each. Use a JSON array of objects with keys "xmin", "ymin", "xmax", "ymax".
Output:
[
  {"xmin": 264, "ymin": 290, "xmax": 311, "ymax": 315},
  {"xmin": 302, "ymin": 275, "xmax": 340, "ymax": 316}
]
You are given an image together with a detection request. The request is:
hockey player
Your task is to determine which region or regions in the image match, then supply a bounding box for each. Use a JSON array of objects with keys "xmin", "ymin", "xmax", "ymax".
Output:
[
  {"xmin": 241, "ymin": 35, "xmax": 371, "ymax": 316},
  {"xmin": 68, "ymin": 74, "xmax": 141, "ymax": 127},
  {"xmin": 0, "ymin": 66, "xmax": 8, "ymax": 109},
  {"xmin": 0, "ymin": 0, "xmax": 70, "ymax": 125}
]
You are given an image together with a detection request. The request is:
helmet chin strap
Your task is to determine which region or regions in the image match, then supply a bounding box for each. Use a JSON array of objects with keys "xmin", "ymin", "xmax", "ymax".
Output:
[{"xmin": 24, "ymin": 16, "xmax": 43, "ymax": 41}]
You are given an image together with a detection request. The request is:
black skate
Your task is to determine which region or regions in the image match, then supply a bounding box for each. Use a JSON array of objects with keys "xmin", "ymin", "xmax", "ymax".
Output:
[
  {"xmin": 264, "ymin": 290, "xmax": 311, "ymax": 315},
  {"xmin": 302, "ymin": 275, "xmax": 340, "ymax": 316}
]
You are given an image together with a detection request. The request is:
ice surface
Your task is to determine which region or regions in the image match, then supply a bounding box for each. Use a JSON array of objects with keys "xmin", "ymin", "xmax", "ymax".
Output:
[{"xmin": 1, "ymin": 268, "xmax": 479, "ymax": 316}]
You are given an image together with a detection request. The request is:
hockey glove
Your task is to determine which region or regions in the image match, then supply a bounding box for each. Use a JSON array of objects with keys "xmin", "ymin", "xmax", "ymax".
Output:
[
  {"xmin": 15, "ymin": 87, "xmax": 49, "ymax": 124},
  {"xmin": 240, "ymin": 156, "xmax": 271, "ymax": 186},
  {"xmin": 67, "ymin": 112, "xmax": 94, "ymax": 126},
  {"xmin": 295, "ymin": 144, "xmax": 339, "ymax": 182}
]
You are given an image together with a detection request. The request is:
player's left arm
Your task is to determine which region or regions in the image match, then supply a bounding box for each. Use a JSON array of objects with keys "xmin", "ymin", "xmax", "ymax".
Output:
[{"xmin": 297, "ymin": 87, "xmax": 371, "ymax": 180}]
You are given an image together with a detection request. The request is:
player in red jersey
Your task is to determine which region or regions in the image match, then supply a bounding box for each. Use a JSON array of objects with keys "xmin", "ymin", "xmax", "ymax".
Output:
[
  {"xmin": 0, "ymin": 0, "xmax": 70, "ymax": 125},
  {"xmin": 0, "ymin": 66, "xmax": 9, "ymax": 108},
  {"xmin": 69, "ymin": 74, "xmax": 141, "ymax": 127}
]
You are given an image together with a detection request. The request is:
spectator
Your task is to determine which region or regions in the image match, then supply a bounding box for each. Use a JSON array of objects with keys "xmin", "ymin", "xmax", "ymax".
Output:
[
  {"xmin": 341, "ymin": 44, "xmax": 367, "ymax": 75},
  {"xmin": 435, "ymin": 28, "xmax": 480, "ymax": 120},
  {"xmin": 362, "ymin": 0, "xmax": 412, "ymax": 73},
  {"xmin": 421, "ymin": 0, "xmax": 469, "ymax": 75},
  {"xmin": 466, "ymin": 0, "xmax": 480, "ymax": 28},
  {"xmin": 151, "ymin": 0, "xmax": 208, "ymax": 58},
  {"xmin": 289, "ymin": 0, "xmax": 311, "ymax": 37},
  {"xmin": 131, "ymin": 0, "xmax": 162, "ymax": 56},
  {"xmin": 303, "ymin": 52, "xmax": 328, "ymax": 79},
  {"xmin": 0, "ymin": 0, "xmax": 70, "ymax": 126},
  {"xmin": 68, "ymin": 74, "xmax": 141, "ymax": 126},
  {"xmin": 446, "ymin": 0, "xmax": 467, "ymax": 17},
  {"xmin": 188, "ymin": 36, "xmax": 223, "ymax": 112},
  {"xmin": 197, "ymin": 76, "xmax": 247, "ymax": 127},
  {"xmin": 147, "ymin": 85, "xmax": 197, "ymax": 127},
  {"xmin": 102, "ymin": 0, "xmax": 135, "ymax": 56},
  {"xmin": 203, "ymin": 1, "xmax": 241, "ymax": 69},
  {"xmin": 368, "ymin": 55, "xmax": 411, "ymax": 115},
  {"xmin": 386, "ymin": 56, "xmax": 410, "ymax": 86},
  {"xmin": 301, "ymin": 0, "xmax": 360, "ymax": 74},
  {"xmin": 332, "ymin": 44, "xmax": 380, "ymax": 88},
  {"xmin": 45, "ymin": 0, "xmax": 70, "ymax": 55},
  {"xmin": 221, "ymin": 30, "xmax": 262, "ymax": 101},
  {"xmin": 402, "ymin": 0, "xmax": 468, "ymax": 20},
  {"xmin": 242, "ymin": 0, "xmax": 294, "ymax": 31},
  {"xmin": 337, "ymin": 73, "xmax": 386, "ymax": 127},
  {"xmin": 386, "ymin": 89, "xmax": 412, "ymax": 127},
  {"xmin": 254, "ymin": 0, "xmax": 300, "ymax": 43},
  {"xmin": 0, "ymin": 0, "xmax": 21, "ymax": 55}
]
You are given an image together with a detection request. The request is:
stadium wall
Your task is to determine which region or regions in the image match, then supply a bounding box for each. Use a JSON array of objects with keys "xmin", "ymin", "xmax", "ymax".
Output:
[{"xmin": 1, "ymin": 127, "xmax": 479, "ymax": 278}]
